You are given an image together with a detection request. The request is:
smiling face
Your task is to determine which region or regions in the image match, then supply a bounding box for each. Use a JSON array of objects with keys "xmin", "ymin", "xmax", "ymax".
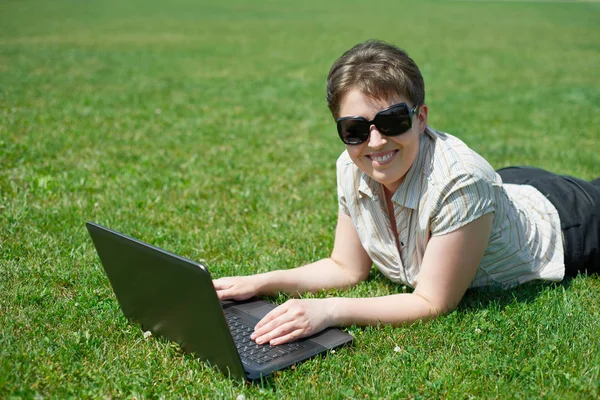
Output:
[{"xmin": 338, "ymin": 89, "xmax": 428, "ymax": 193}]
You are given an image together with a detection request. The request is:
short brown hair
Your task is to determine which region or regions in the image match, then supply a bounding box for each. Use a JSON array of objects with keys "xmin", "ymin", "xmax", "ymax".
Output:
[{"xmin": 326, "ymin": 40, "xmax": 425, "ymax": 118}]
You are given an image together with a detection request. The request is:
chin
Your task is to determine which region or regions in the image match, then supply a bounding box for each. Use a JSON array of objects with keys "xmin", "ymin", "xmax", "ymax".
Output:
[{"xmin": 372, "ymin": 173, "xmax": 399, "ymax": 186}]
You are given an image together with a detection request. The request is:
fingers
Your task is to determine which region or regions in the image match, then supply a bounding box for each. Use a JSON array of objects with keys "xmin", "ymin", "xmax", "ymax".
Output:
[
  {"xmin": 212, "ymin": 278, "xmax": 232, "ymax": 291},
  {"xmin": 269, "ymin": 330, "xmax": 304, "ymax": 346},
  {"xmin": 253, "ymin": 320, "xmax": 303, "ymax": 346},
  {"xmin": 212, "ymin": 277, "xmax": 255, "ymax": 301},
  {"xmin": 216, "ymin": 287, "xmax": 252, "ymax": 301},
  {"xmin": 254, "ymin": 304, "xmax": 287, "ymax": 330},
  {"xmin": 251, "ymin": 300, "xmax": 311, "ymax": 345},
  {"xmin": 213, "ymin": 278, "xmax": 233, "ymax": 300},
  {"xmin": 216, "ymin": 288, "xmax": 233, "ymax": 300}
]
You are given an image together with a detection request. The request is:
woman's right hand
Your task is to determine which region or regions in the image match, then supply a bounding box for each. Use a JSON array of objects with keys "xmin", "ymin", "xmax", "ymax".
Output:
[{"xmin": 213, "ymin": 275, "xmax": 263, "ymax": 301}]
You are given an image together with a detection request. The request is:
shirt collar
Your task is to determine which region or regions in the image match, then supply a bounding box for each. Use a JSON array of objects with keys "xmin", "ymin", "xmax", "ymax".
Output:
[
  {"xmin": 358, "ymin": 172, "xmax": 377, "ymax": 199},
  {"xmin": 357, "ymin": 126, "xmax": 437, "ymax": 208}
]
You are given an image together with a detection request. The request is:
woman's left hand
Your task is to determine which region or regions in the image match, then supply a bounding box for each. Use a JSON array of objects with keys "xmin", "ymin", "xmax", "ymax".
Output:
[{"xmin": 250, "ymin": 299, "xmax": 334, "ymax": 346}]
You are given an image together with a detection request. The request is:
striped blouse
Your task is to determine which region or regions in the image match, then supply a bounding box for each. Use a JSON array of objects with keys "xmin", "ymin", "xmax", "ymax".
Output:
[{"xmin": 336, "ymin": 127, "xmax": 565, "ymax": 289}]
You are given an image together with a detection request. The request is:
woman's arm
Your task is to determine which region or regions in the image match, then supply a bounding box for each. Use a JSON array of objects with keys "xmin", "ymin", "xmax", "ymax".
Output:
[
  {"xmin": 252, "ymin": 213, "xmax": 493, "ymax": 345},
  {"xmin": 213, "ymin": 210, "xmax": 372, "ymax": 300}
]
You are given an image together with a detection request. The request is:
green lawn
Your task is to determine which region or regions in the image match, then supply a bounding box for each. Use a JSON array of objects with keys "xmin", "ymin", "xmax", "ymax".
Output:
[{"xmin": 1, "ymin": 0, "xmax": 599, "ymax": 398}]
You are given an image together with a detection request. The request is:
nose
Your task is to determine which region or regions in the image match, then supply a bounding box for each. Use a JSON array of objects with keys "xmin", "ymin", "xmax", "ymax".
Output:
[{"xmin": 368, "ymin": 125, "xmax": 387, "ymax": 148}]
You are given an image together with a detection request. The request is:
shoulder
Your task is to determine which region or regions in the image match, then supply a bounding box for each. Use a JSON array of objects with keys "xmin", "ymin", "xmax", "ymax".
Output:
[
  {"xmin": 426, "ymin": 128, "xmax": 500, "ymax": 190},
  {"xmin": 423, "ymin": 129, "xmax": 500, "ymax": 235},
  {"xmin": 336, "ymin": 150, "xmax": 353, "ymax": 169},
  {"xmin": 336, "ymin": 150, "xmax": 361, "ymax": 181},
  {"xmin": 335, "ymin": 150, "xmax": 363, "ymax": 212}
]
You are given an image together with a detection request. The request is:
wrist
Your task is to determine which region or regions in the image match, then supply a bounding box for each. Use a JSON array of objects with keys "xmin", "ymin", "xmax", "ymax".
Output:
[
  {"xmin": 254, "ymin": 270, "xmax": 278, "ymax": 295},
  {"xmin": 324, "ymin": 297, "xmax": 344, "ymax": 327}
]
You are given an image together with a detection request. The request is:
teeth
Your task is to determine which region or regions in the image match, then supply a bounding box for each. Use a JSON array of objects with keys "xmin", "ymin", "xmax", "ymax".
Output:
[{"xmin": 371, "ymin": 152, "xmax": 395, "ymax": 162}]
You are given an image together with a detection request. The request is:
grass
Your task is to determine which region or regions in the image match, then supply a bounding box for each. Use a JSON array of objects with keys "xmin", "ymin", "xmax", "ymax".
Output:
[{"xmin": 1, "ymin": 0, "xmax": 599, "ymax": 398}]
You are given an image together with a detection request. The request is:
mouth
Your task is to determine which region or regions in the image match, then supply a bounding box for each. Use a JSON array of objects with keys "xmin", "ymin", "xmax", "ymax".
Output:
[{"xmin": 367, "ymin": 150, "xmax": 398, "ymax": 165}]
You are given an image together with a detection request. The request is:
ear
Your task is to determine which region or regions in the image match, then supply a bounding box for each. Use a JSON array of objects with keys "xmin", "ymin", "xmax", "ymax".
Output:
[{"xmin": 417, "ymin": 104, "xmax": 428, "ymax": 132}]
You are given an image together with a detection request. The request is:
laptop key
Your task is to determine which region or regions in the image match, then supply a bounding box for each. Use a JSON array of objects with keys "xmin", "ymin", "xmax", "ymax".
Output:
[{"xmin": 225, "ymin": 310, "xmax": 312, "ymax": 365}]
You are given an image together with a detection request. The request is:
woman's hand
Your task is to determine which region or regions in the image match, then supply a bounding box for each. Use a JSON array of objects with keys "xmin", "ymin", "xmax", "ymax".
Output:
[
  {"xmin": 213, "ymin": 275, "xmax": 263, "ymax": 301},
  {"xmin": 251, "ymin": 299, "xmax": 334, "ymax": 346}
]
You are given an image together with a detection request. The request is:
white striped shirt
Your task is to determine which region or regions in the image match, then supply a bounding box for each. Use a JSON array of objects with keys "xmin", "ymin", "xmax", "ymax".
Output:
[{"xmin": 336, "ymin": 127, "xmax": 565, "ymax": 289}]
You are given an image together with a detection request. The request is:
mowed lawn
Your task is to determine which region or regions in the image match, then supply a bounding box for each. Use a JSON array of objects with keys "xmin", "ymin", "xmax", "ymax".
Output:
[{"xmin": 1, "ymin": 0, "xmax": 599, "ymax": 398}]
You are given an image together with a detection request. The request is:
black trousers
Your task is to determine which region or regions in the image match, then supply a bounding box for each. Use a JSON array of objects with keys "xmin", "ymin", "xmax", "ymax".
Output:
[{"xmin": 496, "ymin": 167, "xmax": 600, "ymax": 277}]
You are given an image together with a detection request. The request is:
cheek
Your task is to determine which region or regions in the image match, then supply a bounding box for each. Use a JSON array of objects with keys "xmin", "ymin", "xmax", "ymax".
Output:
[
  {"xmin": 346, "ymin": 144, "xmax": 365, "ymax": 160},
  {"xmin": 391, "ymin": 131, "xmax": 420, "ymax": 151}
]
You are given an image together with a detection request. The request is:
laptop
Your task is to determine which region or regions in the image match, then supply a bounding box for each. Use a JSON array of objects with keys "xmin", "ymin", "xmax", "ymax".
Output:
[{"xmin": 86, "ymin": 222, "xmax": 353, "ymax": 381}]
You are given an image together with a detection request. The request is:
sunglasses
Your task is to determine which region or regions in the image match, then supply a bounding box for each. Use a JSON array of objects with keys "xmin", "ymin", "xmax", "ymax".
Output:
[{"xmin": 336, "ymin": 102, "xmax": 419, "ymax": 145}]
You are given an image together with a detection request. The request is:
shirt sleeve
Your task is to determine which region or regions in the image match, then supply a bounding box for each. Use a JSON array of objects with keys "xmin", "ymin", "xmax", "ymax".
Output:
[
  {"xmin": 430, "ymin": 173, "xmax": 496, "ymax": 237},
  {"xmin": 336, "ymin": 154, "xmax": 351, "ymax": 216}
]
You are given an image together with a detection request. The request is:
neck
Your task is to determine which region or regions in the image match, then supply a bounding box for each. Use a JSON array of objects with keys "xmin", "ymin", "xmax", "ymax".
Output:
[
  {"xmin": 383, "ymin": 179, "xmax": 403, "ymax": 198},
  {"xmin": 382, "ymin": 184, "xmax": 395, "ymax": 202}
]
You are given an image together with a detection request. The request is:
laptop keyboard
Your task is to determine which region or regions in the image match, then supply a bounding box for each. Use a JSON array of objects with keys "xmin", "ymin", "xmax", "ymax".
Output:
[{"xmin": 225, "ymin": 312, "xmax": 307, "ymax": 365}]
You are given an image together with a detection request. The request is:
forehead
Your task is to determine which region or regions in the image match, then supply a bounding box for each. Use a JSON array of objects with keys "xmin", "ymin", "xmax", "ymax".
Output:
[{"xmin": 338, "ymin": 89, "xmax": 408, "ymax": 119}]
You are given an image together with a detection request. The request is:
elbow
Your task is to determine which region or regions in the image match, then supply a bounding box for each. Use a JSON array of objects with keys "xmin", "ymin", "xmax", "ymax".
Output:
[
  {"xmin": 436, "ymin": 302, "xmax": 457, "ymax": 317},
  {"xmin": 343, "ymin": 268, "xmax": 368, "ymax": 288},
  {"xmin": 414, "ymin": 293, "xmax": 456, "ymax": 318},
  {"xmin": 352, "ymin": 267, "xmax": 370, "ymax": 285},
  {"xmin": 330, "ymin": 257, "xmax": 370, "ymax": 287},
  {"xmin": 426, "ymin": 305, "xmax": 447, "ymax": 319}
]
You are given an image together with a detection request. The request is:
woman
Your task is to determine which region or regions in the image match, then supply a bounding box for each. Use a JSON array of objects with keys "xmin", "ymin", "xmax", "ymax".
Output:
[{"xmin": 214, "ymin": 40, "xmax": 600, "ymax": 346}]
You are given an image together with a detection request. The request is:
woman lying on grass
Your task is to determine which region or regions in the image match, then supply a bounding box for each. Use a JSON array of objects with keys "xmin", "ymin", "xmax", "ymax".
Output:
[{"xmin": 214, "ymin": 40, "xmax": 600, "ymax": 346}]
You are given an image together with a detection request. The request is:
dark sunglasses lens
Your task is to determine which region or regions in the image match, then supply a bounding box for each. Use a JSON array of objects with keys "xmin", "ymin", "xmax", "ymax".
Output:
[
  {"xmin": 338, "ymin": 119, "xmax": 370, "ymax": 144},
  {"xmin": 374, "ymin": 105, "xmax": 412, "ymax": 136}
]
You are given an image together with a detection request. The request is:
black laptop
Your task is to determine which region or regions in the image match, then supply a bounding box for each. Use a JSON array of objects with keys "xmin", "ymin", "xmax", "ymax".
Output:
[{"xmin": 86, "ymin": 222, "xmax": 353, "ymax": 380}]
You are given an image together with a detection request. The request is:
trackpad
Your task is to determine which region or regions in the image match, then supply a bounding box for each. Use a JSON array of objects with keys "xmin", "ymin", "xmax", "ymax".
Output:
[
  {"xmin": 232, "ymin": 300, "xmax": 277, "ymax": 319},
  {"xmin": 247, "ymin": 305, "xmax": 276, "ymax": 319}
]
